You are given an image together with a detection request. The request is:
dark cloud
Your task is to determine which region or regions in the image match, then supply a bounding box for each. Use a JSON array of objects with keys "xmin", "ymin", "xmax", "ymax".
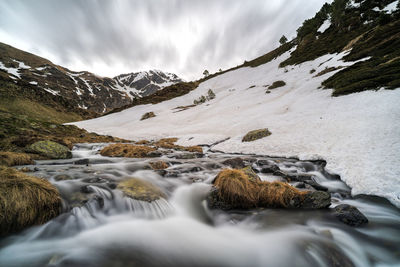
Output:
[{"xmin": 0, "ymin": 0, "xmax": 330, "ymax": 80}]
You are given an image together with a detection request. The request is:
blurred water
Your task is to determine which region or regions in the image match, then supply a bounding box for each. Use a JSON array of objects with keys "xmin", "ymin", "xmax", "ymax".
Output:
[{"xmin": 0, "ymin": 143, "xmax": 399, "ymax": 267}]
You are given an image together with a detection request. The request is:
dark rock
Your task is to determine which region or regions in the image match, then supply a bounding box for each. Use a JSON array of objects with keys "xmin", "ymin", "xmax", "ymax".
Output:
[
  {"xmin": 173, "ymin": 153, "xmax": 203, "ymax": 160},
  {"xmin": 207, "ymin": 188, "xmax": 235, "ymax": 210},
  {"xmin": 74, "ymin": 158, "xmax": 90, "ymax": 165},
  {"xmin": 146, "ymin": 151, "xmax": 163, "ymax": 157},
  {"xmin": 305, "ymin": 180, "xmax": 329, "ymax": 191},
  {"xmin": 302, "ymin": 191, "xmax": 331, "ymax": 209},
  {"xmin": 241, "ymin": 166, "xmax": 261, "ymax": 182},
  {"xmin": 260, "ymin": 165, "xmax": 280, "ymax": 174},
  {"xmin": 222, "ymin": 157, "xmax": 246, "ymax": 169},
  {"xmin": 82, "ymin": 177, "xmax": 107, "ymax": 183},
  {"xmin": 140, "ymin": 112, "xmax": 156, "ymax": 120},
  {"xmin": 333, "ymin": 204, "xmax": 368, "ymax": 227},
  {"xmin": 293, "ymin": 182, "xmax": 306, "ymax": 189}
]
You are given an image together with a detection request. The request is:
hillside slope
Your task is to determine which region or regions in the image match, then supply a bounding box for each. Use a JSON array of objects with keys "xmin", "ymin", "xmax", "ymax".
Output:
[{"xmin": 0, "ymin": 42, "xmax": 183, "ymax": 114}]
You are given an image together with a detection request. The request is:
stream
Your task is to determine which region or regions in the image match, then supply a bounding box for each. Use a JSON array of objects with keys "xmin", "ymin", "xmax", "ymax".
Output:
[{"xmin": 0, "ymin": 143, "xmax": 399, "ymax": 267}]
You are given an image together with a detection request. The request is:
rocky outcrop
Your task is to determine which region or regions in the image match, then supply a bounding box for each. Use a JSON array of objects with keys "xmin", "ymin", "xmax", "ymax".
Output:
[
  {"xmin": 242, "ymin": 128, "xmax": 271, "ymax": 142},
  {"xmin": 0, "ymin": 167, "xmax": 62, "ymax": 236}
]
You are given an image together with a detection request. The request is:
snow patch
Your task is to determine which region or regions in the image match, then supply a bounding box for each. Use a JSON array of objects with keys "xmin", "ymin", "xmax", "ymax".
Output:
[
  {"xmin": 383, "ymin": 0, "xmax": 398, "ymax": 13},
  {"xmin": 43, "ymin": 88, "xmax": 59, "ymax": 96},
  {"xmin": 29, "ymin": 81, "xmax": 38, "ymax": 85},
  {"xmin": 317, "ymin": 17, "xmax": 331, "ymax": 33}
]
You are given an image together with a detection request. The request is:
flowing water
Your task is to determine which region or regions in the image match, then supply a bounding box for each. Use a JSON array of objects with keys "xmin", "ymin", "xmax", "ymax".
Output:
[{"xmin": 0, "ymin": 143, "xmax": 399, "ymax": 267}]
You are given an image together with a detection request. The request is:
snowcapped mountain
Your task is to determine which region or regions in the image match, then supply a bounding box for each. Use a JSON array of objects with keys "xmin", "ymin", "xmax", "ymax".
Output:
[
  {"xmin": 0, "ymin": 43, "xmax": 182, "ymax": 114},
  {"xmin": 72, "ymin": 0, "xmax": 400, "ymax": 208},
  {"xmin": 113, "ymin": 70, "xmax": 183, "ymax": 98}
]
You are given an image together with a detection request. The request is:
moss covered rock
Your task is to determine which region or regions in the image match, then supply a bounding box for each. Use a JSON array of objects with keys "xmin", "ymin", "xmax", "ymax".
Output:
[
  {"xmin": 140, "ymin": 112, "xmax": 156, "ymax": 120},
  {"xmin": 0, "ymin": 167, "xmax": 62, "ymax": 236},
  {"xmin": 117, "ymin": 178, "xmax": 166, "ymax": 202},
  {"xmin": 242, "ymin": 128, "xmax": 271, "ymax": 142},
  {"xmin": 27, "ymin": 140, "xmax": 72, "ymax": 159}
]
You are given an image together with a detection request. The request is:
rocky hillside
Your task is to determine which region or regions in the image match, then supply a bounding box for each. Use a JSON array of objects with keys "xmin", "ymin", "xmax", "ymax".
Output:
[
  {"xmin": 0, "ymin": 42, "xmax": 182, "ymax": 114},
  {"xmin": 114, "ymin": 70, "xmax": 183, "ymax": 98}
]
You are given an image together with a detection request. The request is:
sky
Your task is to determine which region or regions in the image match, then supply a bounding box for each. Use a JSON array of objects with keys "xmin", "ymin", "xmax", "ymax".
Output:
[{"xmin": 0, "ymin": 0, "xmax": 330, "ymax": 80}]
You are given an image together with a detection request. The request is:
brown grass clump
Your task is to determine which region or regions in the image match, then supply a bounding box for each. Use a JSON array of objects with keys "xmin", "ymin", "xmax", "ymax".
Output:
[
  {"xmin": 155, "ymin": 138, "xmax": 203, "ymax": 153},
  {"xmin": 213, "ymin": 169, "xmax": 306, "ymax": 209},
  {"xmin": 0, "ymin": 167, "xmax": 62, "ymax": 236},
  {"xmin": 136, "ymin": 140, "xmax": 150, "ymax": 145},
  {"xmin": 149, "ymin": 161, "xmax": 169, "ymax": 170},
  {"xmin": 0, "ymin": 152, "xmax": 33, "ymax": 166},
  {"xmin": 100, "ymin": 144, "xmax": 156, "ymax": 158},
  {"xmin": 213, "ymin": 169, "xmax": 258, "ymax": 208}
]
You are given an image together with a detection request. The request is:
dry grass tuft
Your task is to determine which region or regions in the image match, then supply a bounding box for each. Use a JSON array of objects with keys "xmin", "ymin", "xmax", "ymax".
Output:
[
  {"xmin": 155, "ymin": 138, "xmax": 203, "ymax": 153},
  {"xmin": 149, "ymin": 161, "xmax": 169, "ymax": 170},
  {"xmin": 0, "ymin": 167, "xmax": 61, "ymax": 235},
  {"xmin": 100, "ymin": 144, "xmax": 156, "ymax": 158},
  {"xmin": 213, "ymin": 169, "xmax": 306, "ymax": 209},
  {"xmin": 0, "ymin": 152, "xmax": 33, "ymax": 166}
]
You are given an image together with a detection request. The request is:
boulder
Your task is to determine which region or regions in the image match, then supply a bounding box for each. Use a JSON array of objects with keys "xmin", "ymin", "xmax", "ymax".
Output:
[
  {"xmin": 140, "ymin": 112, "xmax": 156, "ymax": 120},
  {"xmin": 117, "ymin": 178, "xmax": 166, "ymax": 202},
  {"xmin": 333, "ymin": 204, "xmax": 368, "ymax": 226},
  {"xmin": 27, "ymin": 140, "xmax": 72, "ymax": 159},
  {"xmin": 302, "ymin": 191, "xmax": 331, "ymax": 209},
  {"xmin": 222, "ymin": 157, "xmax": 246, "ymax": 169},
  {"xmin": 242, "ymin": 128, "xmax": 271, "ymax": 142},
  {"xmin": 0, "ymin": 167, "xmax": 62, "ymax": 236}
]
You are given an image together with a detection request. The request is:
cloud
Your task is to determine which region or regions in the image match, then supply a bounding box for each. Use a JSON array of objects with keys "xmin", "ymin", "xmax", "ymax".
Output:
[{"xmin": 0, "ymin": 0, "xmax": 330, "ymax": 80}]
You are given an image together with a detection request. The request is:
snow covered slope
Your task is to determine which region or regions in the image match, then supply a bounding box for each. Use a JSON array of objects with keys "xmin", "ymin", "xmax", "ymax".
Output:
[{"xmin": 72, "ymin": 49, "xmax": 400, "ymax": 208}]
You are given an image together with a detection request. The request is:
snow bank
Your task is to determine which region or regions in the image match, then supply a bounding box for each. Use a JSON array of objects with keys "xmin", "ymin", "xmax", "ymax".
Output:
[
  {"xmin": 317, "ymin": 18, "xmax": 331, "ymax": 33},
  {"xmin": 71, "ymin": 50, "xmax": 400, "ymax": 207}
]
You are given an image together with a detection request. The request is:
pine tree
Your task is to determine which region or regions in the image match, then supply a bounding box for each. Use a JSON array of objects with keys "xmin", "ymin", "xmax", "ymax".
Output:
[{"xmin": 279, "ymin": 35, "xmax": 288, "ymax": 45}]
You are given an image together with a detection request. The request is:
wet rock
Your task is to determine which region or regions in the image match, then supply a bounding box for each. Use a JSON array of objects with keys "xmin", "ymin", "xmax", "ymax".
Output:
[
  {"xmin": 305, "ymin": 180, "xmax": 329, "ymax": 192},
  {"xmin": 273, "ymin": 170, "xmax": 313, "ymax": 182},
  {"xmin": 164, "ymin": 170, "xmax": 180, "ymax": 178},
  {"xmin": 0, "ymin": 167, "xmax": 62, "ymax": 236},
  {"xmin": 293, "ymin": 182, "xmax": 306, "ymax": 189},
  {"xmin": 174, "ymin": 153, "xmax": 203, "ymax": 159},
  {"xmin": 149, "ymin": 161, "xmax": 169, "ymax": 170},
  {"xmin": 302, "ymin": 191, "xmax": 331, "ymax": 209},
  {"xmin": 27, "ymin": 140, "xmax": 72, "ymax": 159},
  {"xmin": 82, "ymin": 177, "xmax": 107, "ymax": 183},
  {"xmin": 240, "ymin": 166, "xmax": 261, "ymax": 182},
  {"xmin": 117, "ymin": 178, "xmax": 166, "ymax": 202},
  {"xmin": 140, "ymin": 111, "xmax": 156, "ymax": 120},
  {"xmin": 333, "ymin": 204, "xmax": 368, "ymax": 227},
  {"xmin": 222, "ymin": 157, "xmax": 246, "ymax": 169},
  {"xmin": 54, "ymin": 174, "xmax": 73, "ymax": 181},
  {"xmin": 147, "ymin": 151, "xmax": 163, "ymax": 157},
  {"xmin": 260, "ymin": 165, "xmax": 280, "ymax": 174},
  {"xmin": 242, "ymin": 128, "xmax": 271, "ymax": 142},
  {"xmin": 74, "ymin": 158, "xmax": 90, "ymax": 165}
]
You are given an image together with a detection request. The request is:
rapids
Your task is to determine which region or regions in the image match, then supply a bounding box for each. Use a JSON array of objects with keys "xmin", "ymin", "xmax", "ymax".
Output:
[{"xmin": 0, "ymin": 143, "xmax": 399, "ymax": 267}]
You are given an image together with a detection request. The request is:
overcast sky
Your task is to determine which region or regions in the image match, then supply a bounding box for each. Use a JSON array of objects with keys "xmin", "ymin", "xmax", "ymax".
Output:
[{"xmin": 0, "ymin": 0, "xmax": 330, "ymax": 80}]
